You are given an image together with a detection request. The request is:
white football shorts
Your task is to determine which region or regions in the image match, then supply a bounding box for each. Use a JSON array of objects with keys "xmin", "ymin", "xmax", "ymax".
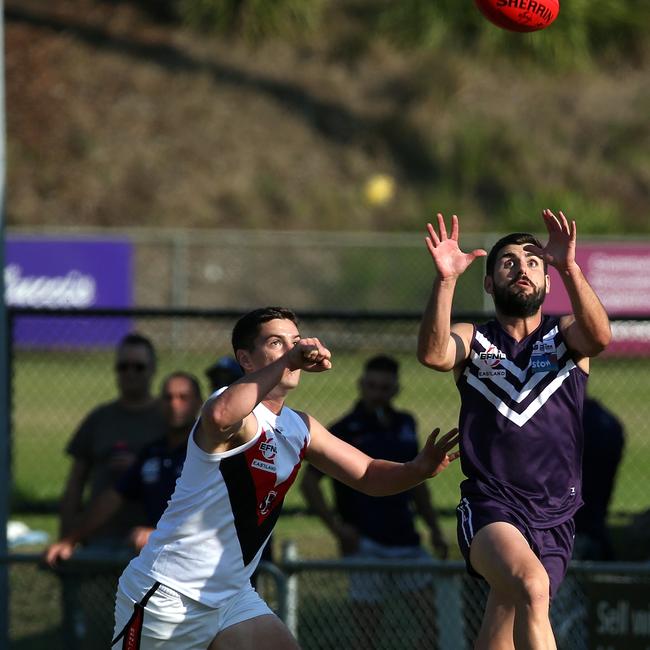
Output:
[{"xmin": 112, "ymin": 567, "xmax": 274, "ymax": 649}]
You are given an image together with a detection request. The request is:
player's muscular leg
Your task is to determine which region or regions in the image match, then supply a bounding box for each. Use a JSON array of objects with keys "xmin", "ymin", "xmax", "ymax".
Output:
[
  {"xmin": 209, "ymin": 614, "xmax": 301, "ymax": 650},
  {"xmin": 470, "ymin": 522, "xmax": 556, "ymax": 650},
  {"xmin": 475, "ymin": 590, "xmax": 516, "ymax": 650}
]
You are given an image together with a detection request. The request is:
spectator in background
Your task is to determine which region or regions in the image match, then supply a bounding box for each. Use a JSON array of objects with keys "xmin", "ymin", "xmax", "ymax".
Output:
[
  {"xmin": 46, "ymin": 372, "xmax": 203, "ymax": 565},
  {"xmin": 573, "ymin": 396, "xmax": 625, "ymax": 561},
  {"xmin": 301, "ymin": 355, "xmax": 448, "ymax": 649},
  {"xmin": 205, "ymin": 355, "xmax": 244, "ymax": 394},
  {"xmin": 57, "ymin": 332, "xmax": 165, "ymax": 650},
  {"xmin": 59, "ymin": 332, "xmax": 165, "ymax": 545}
]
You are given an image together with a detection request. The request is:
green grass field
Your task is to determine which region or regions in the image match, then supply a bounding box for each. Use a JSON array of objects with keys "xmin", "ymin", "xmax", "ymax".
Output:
[
  {"xmin": 11, "ymin": 348, "xmax": 650, "ymax": 520},
  {"xmin": 8, "ymin": 346, "xmax": 650, "ymax": 647}
]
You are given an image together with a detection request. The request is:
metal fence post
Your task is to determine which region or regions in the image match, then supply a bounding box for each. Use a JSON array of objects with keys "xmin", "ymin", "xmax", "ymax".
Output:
[
  {"xmin": 281, "ymin": 540, "xmax": 299, "ymax": 640},
  {"xmin": 170, "ymin": 232, "xmax": 189, "ymax": 346},
  {"xmin": 436, "ymin": 572, "xmax": 465, "ymax": 650},
  {"xmin": 0, "ymin": 7, "xmax": 9, "ymax": 647},
  {"xmin": 256, "ymin": 561, "xmax": 290, "ymax": 622}
]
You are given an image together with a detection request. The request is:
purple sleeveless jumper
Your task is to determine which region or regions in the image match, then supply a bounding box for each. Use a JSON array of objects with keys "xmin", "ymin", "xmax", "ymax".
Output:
[{"xmin": 457, "ymin": 315, "xmax": 588, "ymax": 528}]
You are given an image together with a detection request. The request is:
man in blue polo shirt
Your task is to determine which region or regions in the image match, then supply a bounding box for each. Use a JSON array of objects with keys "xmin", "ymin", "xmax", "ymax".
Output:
[
  {"xmin": 45, "ymin": 371, "xmax": 203, "ymax": 562},
  {"xmin": 301, "ymin": 355, "xmax": 447, "ymax": 647}
]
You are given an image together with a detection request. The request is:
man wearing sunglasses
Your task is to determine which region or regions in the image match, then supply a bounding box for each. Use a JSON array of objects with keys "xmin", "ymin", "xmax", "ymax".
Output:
[
  {"xmin": 46, "ymin": 372, "xmax": 203, "ymax": 564},
  {"xmin": 57, "ymin": 332, "xmax": 166, "ymax": 649},
  {"xmin": 60, "ymin": 332, "xmax": 166, "ymax": 545}
]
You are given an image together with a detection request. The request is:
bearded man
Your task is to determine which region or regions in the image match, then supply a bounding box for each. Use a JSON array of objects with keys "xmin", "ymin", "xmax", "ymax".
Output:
[{"xmin": 417, "ymin": 210, "xmax": 611, "ymax": 650}]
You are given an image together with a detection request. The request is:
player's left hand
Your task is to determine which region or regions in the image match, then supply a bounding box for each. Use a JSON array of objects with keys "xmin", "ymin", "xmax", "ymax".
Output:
[
  {"xmin": 415, "ymin": 427, "xmax": 460, "ymax": 479},
  {"xmin": 527, "ymin": 209, "xmax": 578, "ymax": 273}
]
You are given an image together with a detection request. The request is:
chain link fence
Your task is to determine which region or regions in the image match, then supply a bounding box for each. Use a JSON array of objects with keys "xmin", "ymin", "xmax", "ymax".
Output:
[
  {"xmin": 4, "ymin": 553, "xmax": 285, "ymax": 650},
  {"xmin": 9, "ymin": 309, "xmax": 650, "ymax": 519},
  {"xmin": 5, "ymin": 308, "xmax": 650, "ymax": 648},
  {"xmin": 6, "ymin": 551, "xmax": 650, "ymax": 650},
  {"xmin": 285, "ymin": 558, "xmax": 650, "ymax": 650},
  {"xmin": 8, "ymin": 227, "xmax": 491, "ymax": 312}
]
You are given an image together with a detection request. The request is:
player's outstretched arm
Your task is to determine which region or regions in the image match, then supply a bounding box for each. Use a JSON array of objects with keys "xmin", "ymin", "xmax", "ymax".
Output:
[
  {"xmin": 417, "ymin": 213, "xmax": 485, "ymax": 371},
  {"xmin": 527, "ymin": 209, "xmax": 611, "ymax": 358},
  {"xmin": 305, "ymin": 415, "xmax": 459, "ymax": 497}
]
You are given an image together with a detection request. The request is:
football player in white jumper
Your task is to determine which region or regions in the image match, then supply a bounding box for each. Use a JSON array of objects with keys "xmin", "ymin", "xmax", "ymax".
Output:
[{"xmin": 112, "ymin": 306, "xmax": 460, "ymax": 650}]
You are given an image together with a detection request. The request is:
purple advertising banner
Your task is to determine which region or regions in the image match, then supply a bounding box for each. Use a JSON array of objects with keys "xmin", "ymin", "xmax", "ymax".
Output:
[
  {"xmin": 5, "ymin": 237, "xmax": 133, "ymax": 346},
  {"xmin": 544, "ymin": 243, "xmax": 650, "ymax": 356}
]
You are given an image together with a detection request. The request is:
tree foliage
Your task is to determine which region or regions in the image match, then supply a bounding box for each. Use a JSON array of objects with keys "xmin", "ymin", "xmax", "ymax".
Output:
[
  {"xmin": 175, "ymin": 0, "xmax": 325, "ymax": 40},
  {"xmin": 173, "ymin": 0, "xmax": 650, "ymax": 66},
  {"xmin": 375, "ymin": 0, "xmax": 650, "ymax": 65}
]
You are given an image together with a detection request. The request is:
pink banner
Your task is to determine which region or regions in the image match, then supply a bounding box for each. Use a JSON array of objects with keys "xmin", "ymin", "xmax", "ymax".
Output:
[{"xmin": 543, "ymin": 243, "xmax": 650, "ymax": 356}]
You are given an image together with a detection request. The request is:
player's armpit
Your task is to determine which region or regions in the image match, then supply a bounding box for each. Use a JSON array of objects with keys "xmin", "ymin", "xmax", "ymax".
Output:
[{"xmin": 194, "ymin": 412, "xmax": 257, "ymax": 454}]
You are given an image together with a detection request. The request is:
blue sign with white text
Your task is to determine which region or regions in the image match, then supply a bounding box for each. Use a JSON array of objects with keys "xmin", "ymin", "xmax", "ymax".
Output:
[{"xmin": 5, "ymin": 237, "xmax": 133, "ymax": 346}]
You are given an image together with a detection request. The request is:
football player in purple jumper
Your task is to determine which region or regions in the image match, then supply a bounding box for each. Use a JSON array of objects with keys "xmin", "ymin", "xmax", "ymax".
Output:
[{"xmin": 417, "ymin": 210, "xmax": 611, "ymax": 650}]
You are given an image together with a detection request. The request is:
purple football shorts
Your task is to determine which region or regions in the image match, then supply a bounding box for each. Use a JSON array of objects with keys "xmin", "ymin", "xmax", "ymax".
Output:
[{"xmin": 456, "ymin": 495, "xmax": 575, "ymax": 598}]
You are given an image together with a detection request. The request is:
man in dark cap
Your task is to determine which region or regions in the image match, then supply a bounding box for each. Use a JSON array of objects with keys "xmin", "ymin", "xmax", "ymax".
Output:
[{"xmin": 205, "ymin": 356, "xmax": 244, "ymax": 393}]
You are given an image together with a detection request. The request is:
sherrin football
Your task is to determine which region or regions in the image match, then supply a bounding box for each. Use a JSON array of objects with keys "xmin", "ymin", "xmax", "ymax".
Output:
[{"xmin": 474, "ymin": 0, "xmax": 560, "ymax": 33}]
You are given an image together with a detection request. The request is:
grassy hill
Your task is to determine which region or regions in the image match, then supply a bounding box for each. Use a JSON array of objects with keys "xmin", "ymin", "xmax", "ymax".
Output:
[{"xmin": 6, "ymin": 0, "xmax": 650, "ymax": 234}]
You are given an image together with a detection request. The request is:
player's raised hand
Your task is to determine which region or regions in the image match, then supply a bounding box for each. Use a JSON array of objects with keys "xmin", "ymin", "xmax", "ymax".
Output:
[
  {"xmin": 526, "ymin": 209, "xmax": 577, "ymax": 273},
  {"xmin": 425, "ymin": 213, "xmax": 487, "ymax": 280},
  {"xmin": 414, "ymin": 427, "xmax": 460, "ymax": 479},
  {"xmin": 287, "ymin": 338, "xmax": 332, "ymax": 372}
]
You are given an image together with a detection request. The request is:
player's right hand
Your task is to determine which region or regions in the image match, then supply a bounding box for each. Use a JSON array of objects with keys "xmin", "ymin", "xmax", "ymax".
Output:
[
  {"xmin": 287, "ymin": 338, "xmax": 332, "ymax": 372},
  {"xmin": 425, "ymin": 213, "xmax": 486, "ymax": 280},
  {"xmin": 43, "ymin": 539, "xmax": 77, "ymax": 567}
]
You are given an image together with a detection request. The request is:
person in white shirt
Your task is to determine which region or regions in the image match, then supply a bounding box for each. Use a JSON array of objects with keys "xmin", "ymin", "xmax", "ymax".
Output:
[{"xmin": 112, "ymin": 306, "xmax": 460, "ymax": 650}]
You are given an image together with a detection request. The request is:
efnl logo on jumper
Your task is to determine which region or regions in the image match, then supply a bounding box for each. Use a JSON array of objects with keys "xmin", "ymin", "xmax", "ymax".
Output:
[
  {"xmin": 251, "ymin": 430, "xmax": 277, "ymax": 474},
  {"xmin": 531, "ymin": 340, "xmax": 559, "ymax": 373},
  {"xmin": 478, "ymin": 345, "xmax": 507, "ymax": 378}
]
